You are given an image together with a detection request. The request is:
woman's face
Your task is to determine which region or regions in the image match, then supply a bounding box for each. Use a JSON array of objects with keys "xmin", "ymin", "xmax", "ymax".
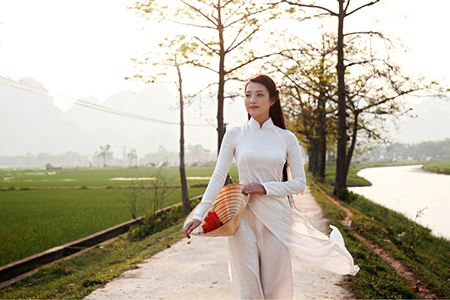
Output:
[{"xmin": 245, "ymin": 82, "xmax": 275, "ymax": 123}]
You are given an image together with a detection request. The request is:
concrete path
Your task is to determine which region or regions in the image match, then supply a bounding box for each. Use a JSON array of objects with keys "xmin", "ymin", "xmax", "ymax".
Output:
[{"xmin": 85, "ymin": 187, "xmax": 353, "ymax": 299}]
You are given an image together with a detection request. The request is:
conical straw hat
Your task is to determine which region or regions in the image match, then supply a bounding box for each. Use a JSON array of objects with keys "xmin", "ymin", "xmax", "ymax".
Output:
[{"xmin": 184, "ymin": 183, "xmax": 249, "ymax": 237}]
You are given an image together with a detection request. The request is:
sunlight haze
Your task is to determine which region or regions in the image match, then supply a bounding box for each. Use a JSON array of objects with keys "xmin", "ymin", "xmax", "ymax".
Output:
[{"xmin": 1, "ymin": 0, "xmax": 449, "ymax": 156}]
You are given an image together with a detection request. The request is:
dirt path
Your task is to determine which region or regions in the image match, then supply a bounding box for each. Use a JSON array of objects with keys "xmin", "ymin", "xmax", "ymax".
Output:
[{"xmin": 85, "ymin": 186, "xmax": 353, "ymax": 299}]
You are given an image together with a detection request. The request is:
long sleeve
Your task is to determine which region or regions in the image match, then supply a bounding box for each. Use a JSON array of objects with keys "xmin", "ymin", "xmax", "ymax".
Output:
[
  {"xmin": 261, "ymin": 132, "xmax": 306, "ymax": 197},
  {"xmin": 192, "ymin": 129, "xmax": 237, "ymax": 221}
]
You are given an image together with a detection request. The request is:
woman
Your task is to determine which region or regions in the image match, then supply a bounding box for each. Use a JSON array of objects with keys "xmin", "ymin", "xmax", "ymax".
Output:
[{"xmin": 183, "ymin": 74, "xmax": 359, "ymax": 299}]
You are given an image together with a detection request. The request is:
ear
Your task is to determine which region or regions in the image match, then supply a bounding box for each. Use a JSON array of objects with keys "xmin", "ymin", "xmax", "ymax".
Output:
[{"xmin": 270, "ymin": 97, "xmax": 276, "ymax": 106}]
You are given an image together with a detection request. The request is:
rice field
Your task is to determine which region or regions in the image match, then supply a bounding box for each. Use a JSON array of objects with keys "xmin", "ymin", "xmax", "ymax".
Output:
[
  {"xmin": 0, "ymin": 165, "xmax": 239, "ymax": 266},
  {"xmin": 0, "ymin": 165, "xmax": 238, "ymax": 189}
]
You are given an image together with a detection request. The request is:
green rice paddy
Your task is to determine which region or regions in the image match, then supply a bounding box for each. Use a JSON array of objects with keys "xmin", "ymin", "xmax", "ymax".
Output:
[
  {"xmin": 0, "ymin": 165, "xmax": 239, "ymax": 266},
  {"xmin": 0, "ymin": 165, "xmax": 239, "ymax": 189}
]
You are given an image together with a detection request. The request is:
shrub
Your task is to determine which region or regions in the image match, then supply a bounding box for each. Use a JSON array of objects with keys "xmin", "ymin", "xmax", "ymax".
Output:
[
  {"xmin": 129, "ymin": 204, "xmax": 185, "ymax": 239},
  {"xmin": 336, "ymin": 188, "xmax": 358, "ymax": 203}
]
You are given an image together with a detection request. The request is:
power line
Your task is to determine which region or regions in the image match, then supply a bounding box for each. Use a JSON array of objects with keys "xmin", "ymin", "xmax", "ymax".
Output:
[{"xmin": 0, "ymin": 74, "xmax": 213, "ymax": 127}]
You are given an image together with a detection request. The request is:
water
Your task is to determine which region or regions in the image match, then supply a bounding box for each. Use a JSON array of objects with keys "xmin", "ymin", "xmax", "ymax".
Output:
[{"xmin": 349, "ymin": 165, "xmax": 450, "ymax": 240}]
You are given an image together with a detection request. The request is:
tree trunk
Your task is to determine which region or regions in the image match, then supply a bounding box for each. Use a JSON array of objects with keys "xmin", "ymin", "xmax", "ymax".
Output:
[
  {"xmin": 216, "ymin": 5, "xmax": 232, "ymax": 186},
  {"xmin": 334, "ymin": 0, "xmax": 347, "ymax": 195},
  {"xmin": 177, "ymin": 65, "xmax": 190, "ymax": 215},
  {"xmin": 307, "ymin": 144, "xmax": 315, "ymax": 174},
  {"xmin": 343, "ymin": 111, "xmax": 359, "ymax": 183},
  {"xmin": 217, "ymin": 6, "xmax": 226, "ymax": 154},
  {"xmin": 317, "ymin": 48, "xmax": 327, "ymax": 180},
  {"xmin": 317, "ymin": 93, "xmax": 327, "ymax": 180}
]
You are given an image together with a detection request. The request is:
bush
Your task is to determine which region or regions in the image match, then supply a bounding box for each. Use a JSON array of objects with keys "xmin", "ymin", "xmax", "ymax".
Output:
[
  {"xmin": 129, "ymin": 204, "xmax": 184, "ymax": 240},
  {"xmin": 336, "ymin": 188, "xmax": 358, "ymax": 203},
  {"xmin": 128, "ymin": 199, "xmax": 201, "ymax": 240}
]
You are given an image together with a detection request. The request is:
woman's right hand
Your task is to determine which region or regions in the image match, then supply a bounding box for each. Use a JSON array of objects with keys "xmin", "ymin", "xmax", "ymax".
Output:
[{"xmin": 182, "ymin": 219, "xmax": 201, "ymax": 239}]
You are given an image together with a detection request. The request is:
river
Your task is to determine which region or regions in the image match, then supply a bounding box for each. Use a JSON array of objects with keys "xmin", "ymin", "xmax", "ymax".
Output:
[{"xmin": 349, "ymin": 165, "xmax": 450, "ymax": 240}]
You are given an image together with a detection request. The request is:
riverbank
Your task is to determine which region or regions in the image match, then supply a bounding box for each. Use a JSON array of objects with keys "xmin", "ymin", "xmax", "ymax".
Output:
[
  {"xmin": 323, "ymin": 160, "xmax": 427, "ymax": 187},
  {"xmin": 350, "ymin": 165, "xmax": 450, "ymax": 240},
  {"xmin": 325, "ymin": 163, "xmax": 450, "ymax": 298},
  {"xmin": 422, "ymin": 161, "xmax": 450, "ymax": 175}
]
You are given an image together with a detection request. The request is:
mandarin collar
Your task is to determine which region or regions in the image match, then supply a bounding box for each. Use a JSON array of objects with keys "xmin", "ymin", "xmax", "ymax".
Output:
[{"xmin": 248, "ymin": 117, "xmax": 274, "ymax": 130}]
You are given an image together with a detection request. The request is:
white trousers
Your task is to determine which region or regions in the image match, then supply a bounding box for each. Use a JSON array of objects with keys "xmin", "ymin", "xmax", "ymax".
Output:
[{"xmin": 228, "ymin": 207, "xmax": 293, "ymax": 299}]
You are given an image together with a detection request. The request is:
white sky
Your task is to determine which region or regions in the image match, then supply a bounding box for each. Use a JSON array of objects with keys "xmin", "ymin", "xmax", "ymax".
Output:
[{"xmin": 0, "ymin": 0, "xmax": 449, "ymax": 119}]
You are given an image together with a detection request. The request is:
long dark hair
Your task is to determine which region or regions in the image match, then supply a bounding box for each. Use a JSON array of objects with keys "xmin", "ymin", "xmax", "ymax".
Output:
[
  {"xmin": 245, "ymin": 74, "xmax": 288, "ymax": 182},
  {"xmin": 245, "ymin": 74, "xmax": 286, "ymax": 130}
]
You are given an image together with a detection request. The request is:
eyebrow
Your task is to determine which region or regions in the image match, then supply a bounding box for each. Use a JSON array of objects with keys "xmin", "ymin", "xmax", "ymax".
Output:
[{"xmin": 246, "ymin": 90, "xmax": 265, "ymax": 93}]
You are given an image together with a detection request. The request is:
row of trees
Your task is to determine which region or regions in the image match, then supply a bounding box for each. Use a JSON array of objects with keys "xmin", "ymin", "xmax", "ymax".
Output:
[
  {"xmin": 97, "ymin": 144, "xmax": 215, "ymax": 168},
  {"xmin": 361, "ymin": 139, "xmax": 450, "ymax": 161},
  {"xmin": 0, "ymin": 144, "xmax": 215, "ymax": 168},
  {"xmin": 126, "ymin": 0, "xmax": 448, "ymax": 212}
]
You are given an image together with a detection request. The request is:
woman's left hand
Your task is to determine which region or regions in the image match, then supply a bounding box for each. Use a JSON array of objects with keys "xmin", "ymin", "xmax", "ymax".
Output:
[
  {"xmin": 242, "ymin": 183, "xmax": 266, "ymax": 195},
  {"xmin": 182, "ymin": 219, "xmax": 201, "ymax": 239}
]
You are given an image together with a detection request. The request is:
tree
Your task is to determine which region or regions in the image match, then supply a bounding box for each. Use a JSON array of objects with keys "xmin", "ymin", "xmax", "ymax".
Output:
[
  {"xmin": 126, "ymin": 35, "xmax": 198, "ymax": 214},
  {"xmin": 338, "ymin": 29, "xmax": 449, "ymax": 186},
  {"xmin": 273, "ymin": 29, "xmax": 338, "ymax": 180},
  {"xmin": 278, "ymin": 0, "xmax": 381, "ymax": 194},
  {"xmin": 127, "ymin": 148, "xmax": 138, "ymax": 168},
  {"xmin": 144, "ymin": 167, "xmax": 176, "ymax": 234},
  {"xmin": 120, "ymin": 179, "xmax": 147, "ymax": 221},
  {"xmin": 98, "ymin": 144, "xmax": 113, "ymax": 168},
  {"xmin": 129, "ymin": 0, "xmax": 288, "ymax": 153},
  {"xmin": 273, "ymin": 1, "xmax": 449, "ymax": 194},
  {"xmin": 186, "ymin": 144, "xmax": 212, "ymax": 163},
  {"xmin": 124, "ymin": 167, "xmax": 177, "ymax": 238}
]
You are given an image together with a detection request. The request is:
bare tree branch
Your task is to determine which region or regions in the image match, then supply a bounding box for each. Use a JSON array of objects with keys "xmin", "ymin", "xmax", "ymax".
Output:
[
  {"xmin": 345, "ymin": 58, "xmax": 384, "ymax": 69},
  {"xmin": 225, "ymin": 25, "xmax": 247, "ymax": 53},
  {"xmin": 180, "ymin": 0, "xmax": 218, "ymax": 26},
  {"xmin": 194, "ymin": 36, "xmax": 220, "ymax": 55},
  {"xmin": 346, "ymin": 0, "xmax": 380, "ymax": 17},
  {"xmin": 343, "ymin": 31, "xmax": 385, "ymax": 38},
  {"xmin": 163, "ymin": 17, "xmax": 216, "ymax": 30},
  {"xmin": 344, "ymin": 0, "xmax": 351, "ymax": 13},
  {"xmin": 279, "ymin": 0, "xmax": 338, "ymax": 16},
  {"xmin": 223, "ymin": 1, "xmax": 246, "ymax": 25}
]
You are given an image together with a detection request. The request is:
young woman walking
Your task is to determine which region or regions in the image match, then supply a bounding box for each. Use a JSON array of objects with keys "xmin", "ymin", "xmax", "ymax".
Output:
[{"xmin": 183, "ymin": 74, "xmax": 359, "ymax": 299}]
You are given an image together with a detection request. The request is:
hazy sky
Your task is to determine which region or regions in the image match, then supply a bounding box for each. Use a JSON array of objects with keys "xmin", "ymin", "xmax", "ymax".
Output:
[{"xmin": 0, "ymin": 0, "xmax": 449, "ymax": 128}]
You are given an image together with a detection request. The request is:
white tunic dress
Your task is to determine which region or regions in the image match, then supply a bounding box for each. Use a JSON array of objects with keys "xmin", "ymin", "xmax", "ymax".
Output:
[{"xmin": 193, "ymin": 117, "xmax": 359, "ymax": 299}]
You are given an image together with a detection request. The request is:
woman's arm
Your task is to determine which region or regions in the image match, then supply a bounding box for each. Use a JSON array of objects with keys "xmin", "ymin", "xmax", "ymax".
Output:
[
  {"xmin": 191, "ymin": 129, "xmax": 237, "ymax": 221},
  {"xmin": 261, "ymin": 132, "xmax": 306, "ymax": 196}
]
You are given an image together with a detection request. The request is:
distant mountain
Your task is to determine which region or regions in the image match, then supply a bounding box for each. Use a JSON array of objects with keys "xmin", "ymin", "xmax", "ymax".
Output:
[
  {"xmin": 4, "ymin": 77, "xmax": 445, "ymax": 159},
  {"xmin": 0, "ymin": 77, "xmax": 218, "ymax": 157},
  {"xmin": 0, "ymin": 77, "xmax": 88, "ymax": 155}
]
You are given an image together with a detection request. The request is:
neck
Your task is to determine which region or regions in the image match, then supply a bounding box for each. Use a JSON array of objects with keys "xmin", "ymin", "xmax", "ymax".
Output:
[{"xmin": 253, "ymin": 116, "xmax": 270, "ymax": 128}]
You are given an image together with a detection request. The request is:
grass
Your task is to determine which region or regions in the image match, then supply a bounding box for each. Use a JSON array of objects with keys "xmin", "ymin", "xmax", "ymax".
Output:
[
  {"xmin": 0, "ymin": 187, "xmax": 204, "ymax": 266},
  {"xmin": 0, "ymin": 223, "xmax": 186, "ymax": 299},
  {"xmin": 349, "ymin": 193, "xmax": 450, "ymax": 297},
  {"xmin": 0, "ymin": 165, "xmax": 239, "ymax": 189},
  {"xmin": 422, "ymin": 161, "xmax": 450, "ymax": 175},
  {"xmin": 318, "ymin": 162, "xmax": 450, "ymax": 298},
  {"xmin": 309, "ymin": 180, "xmax": 416, "ymax": 299},
  {"xmin": 324, "ymin": 165, "xmax": 371, "ymax": 187},
  {"xmin": 0, "ymin": 165, "xmax": 239, "ymax": 266}
]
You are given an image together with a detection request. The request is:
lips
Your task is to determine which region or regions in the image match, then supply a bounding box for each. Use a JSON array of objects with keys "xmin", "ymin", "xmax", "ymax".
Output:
[{"xmin": 249, "ymin": 106, "xmax": 258, "ymax": 109}]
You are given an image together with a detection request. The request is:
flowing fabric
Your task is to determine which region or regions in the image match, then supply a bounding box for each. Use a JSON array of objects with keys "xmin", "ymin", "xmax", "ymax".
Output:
[{"xmin": 193, "ymin": 117, "xmax": 359, "ymax": 278}]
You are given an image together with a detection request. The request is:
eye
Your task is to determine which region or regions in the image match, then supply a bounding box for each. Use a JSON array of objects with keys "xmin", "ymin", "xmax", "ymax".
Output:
[{"xmin": 257, "ymin": 93, "xmax": 263, "ymax": 97}]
